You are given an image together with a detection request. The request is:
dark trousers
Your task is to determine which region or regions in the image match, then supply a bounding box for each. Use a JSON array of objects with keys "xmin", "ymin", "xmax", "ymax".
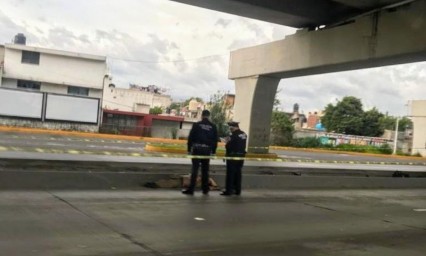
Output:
[
  {"xmin": 188, "ymin": 158, "xmax": 210, "ymax": 193},
  {"xmin": 225, "ymin": 160, "xmax": 244, "ymax": 194}
]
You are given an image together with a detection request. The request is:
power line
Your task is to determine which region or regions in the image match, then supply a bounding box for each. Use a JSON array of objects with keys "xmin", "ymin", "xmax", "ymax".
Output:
[{"xmin": 107, "ymin": 53, "xmax": 228, "ymax": 64}]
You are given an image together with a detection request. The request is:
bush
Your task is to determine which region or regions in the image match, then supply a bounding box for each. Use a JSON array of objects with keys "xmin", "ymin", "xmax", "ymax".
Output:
[
  {"xmin": 291, "ymin": 137, "xmax": 322, "ymax": 148},
  {"xmin": 335, "ymin": 144, "xmax": 366, "ymax": 152},
  {"xmin": 333, "ymin": 143, "xmax": 392, "ymax": 154},
  {"xmin": 378, "ymin": 144, "xmax": 392, "ymax": 154}
]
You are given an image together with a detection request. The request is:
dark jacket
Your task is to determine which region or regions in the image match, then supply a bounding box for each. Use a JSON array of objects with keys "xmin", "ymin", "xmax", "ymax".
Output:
[
  {"xmin": 187, "ymin": 118, "xmax": 218, "ymax": 154},
  {"xmin": 225, "ymin": 129, "xmax": 247, "ymax": 157}
]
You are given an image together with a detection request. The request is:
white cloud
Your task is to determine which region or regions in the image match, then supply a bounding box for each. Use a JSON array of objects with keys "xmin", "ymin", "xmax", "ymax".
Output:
[{"xmin": 0, "ymin": 0, "xmax": 424, "ymax": 116}]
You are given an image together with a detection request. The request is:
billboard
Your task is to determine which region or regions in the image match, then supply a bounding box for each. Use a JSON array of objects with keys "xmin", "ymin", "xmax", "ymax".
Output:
[
  {"xmin": 0, "ymin": 88, "xmax": 43, "ymax": 119},
  {"xmin": 45, "ymin": 94, "xmax": 99, "ymax": 124}
]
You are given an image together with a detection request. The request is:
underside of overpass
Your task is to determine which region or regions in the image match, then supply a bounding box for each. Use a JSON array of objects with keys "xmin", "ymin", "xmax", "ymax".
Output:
[
  {"xmin": 171, "ymin": 0, "xmax": 426, "ymax": 153},
  {"xmin": 171, "ymin": 0, "xmax": 412, "ymax": 28}
]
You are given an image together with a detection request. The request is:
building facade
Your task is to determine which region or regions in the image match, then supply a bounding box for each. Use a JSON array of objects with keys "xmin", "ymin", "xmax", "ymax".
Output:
[
  {"xmin": 101, "ymin": 109, "xmax": 184, "ymax": 138},
  {"xmin": 103, "ymin": 85, "xmax": 172, "ymax": 114},
  {"xmin": 411, "ymin": 100, "xmax": 426, "ymax": 157},
  {"xmin": 0, "ymin": 41, "xmax": 108, "ymax": 132}
]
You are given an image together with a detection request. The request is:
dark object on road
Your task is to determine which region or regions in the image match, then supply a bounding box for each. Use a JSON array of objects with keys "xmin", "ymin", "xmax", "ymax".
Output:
[
  {"xmin": 144, "ymin": 182, "xmax": 159, "ymax": 188},
  {"xmin": 392, "ymin": 171, "xmax": 410, "ymax": 178}
]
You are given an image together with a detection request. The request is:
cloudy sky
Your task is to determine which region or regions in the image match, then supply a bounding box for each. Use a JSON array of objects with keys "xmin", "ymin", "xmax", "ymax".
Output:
[{"xmin": 0, "ymin": 0, "xmax": 424, "ymax": 116}]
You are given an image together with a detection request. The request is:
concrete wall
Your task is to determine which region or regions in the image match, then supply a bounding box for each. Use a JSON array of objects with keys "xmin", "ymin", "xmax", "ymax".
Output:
[
  {"xmin": 1, "ymin": 78, "xmax": 17, "ymax": 89},
  {"xmin": 0, "ymin": 46, "xmax": 3, "ymax": 87},
  {"xmin": 2, "ymin": 79, "xmax": 103, "ymax": 98},
  {"xmin": 0, "ymin": 117, "xmax": 99, "ymax": 132},
  {"xmin": 103, "ymin": 87, "xmax": 172, "ymax": 113},
  {"xmin": 411, "ymin": 100, "xmax": 426, "ymax": 157},
  {"xmin": 3, "ymin": 45, "xmax": 107, "ymax": 89},
  {"xmin": 151, "ymin": 119, "xmax": 180, "ymax": 139},
  {"xmin": 0, "ymin": 45, "xmax": 5, "ymax": 65}
]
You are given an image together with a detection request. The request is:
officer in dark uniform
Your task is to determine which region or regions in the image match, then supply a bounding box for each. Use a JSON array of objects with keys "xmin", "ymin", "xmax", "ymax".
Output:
[
  {"xmin": 221, "ymin": 121, "xmax": 247, "ymax": 196},
  {"xmin": 182, "ymin": 110, "xmax": 218, "ymax": 195}
]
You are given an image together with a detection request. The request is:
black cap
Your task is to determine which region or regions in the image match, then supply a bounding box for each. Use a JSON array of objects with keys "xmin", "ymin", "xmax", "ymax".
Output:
[
  {"xmin": 201, "ymin": 110, "xmax": 210, "ymax": 117},
  {"xmin": 227, "ymin": 121, "xmax": 239, "ymax": 127}
]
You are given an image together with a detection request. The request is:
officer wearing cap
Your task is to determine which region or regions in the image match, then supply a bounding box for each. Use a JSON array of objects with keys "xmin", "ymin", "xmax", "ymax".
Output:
[
  {"xmin": 182, "ymin": 109, "xmax": 218, "ymax": 195},
  {"xmin": 221, "ymin": 121, "xmax": 247, "ymax": 196}
]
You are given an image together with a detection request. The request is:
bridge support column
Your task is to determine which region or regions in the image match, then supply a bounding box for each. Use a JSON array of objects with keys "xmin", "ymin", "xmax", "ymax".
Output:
[{"xmin": 234, "ymin": 76, "xmax": 280, "ymax": 153}]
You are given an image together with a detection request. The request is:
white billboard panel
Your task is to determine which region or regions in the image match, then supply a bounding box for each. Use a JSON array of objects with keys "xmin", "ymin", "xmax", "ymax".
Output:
[
  {"xmin": 45, "ymin": 94, "xmax": 99, "ymax": 123},
  {"xmin": 0, "ymin": 88, "xmax": 43, "ymax": 118}
]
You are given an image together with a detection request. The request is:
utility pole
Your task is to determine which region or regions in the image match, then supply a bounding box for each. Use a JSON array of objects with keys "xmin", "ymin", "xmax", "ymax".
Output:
[{"xmin": 393, "ymin": 117, "xmax": 400, "ymax": 155}]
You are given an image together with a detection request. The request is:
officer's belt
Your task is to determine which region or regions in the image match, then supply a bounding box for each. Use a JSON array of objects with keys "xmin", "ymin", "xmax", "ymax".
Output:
[{"xmin": 193, "ymin": 143, "xmax": 210, "ymax": 148}]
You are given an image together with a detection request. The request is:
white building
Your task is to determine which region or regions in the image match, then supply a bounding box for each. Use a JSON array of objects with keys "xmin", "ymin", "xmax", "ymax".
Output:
[
  {"xmin": 410, "ymin": 100, "xmax": 426, "ymax": 157},
  {"xmin": 103, "ymin": 86, "xmax": 172, "ymax": 114},
  {"xmin": 0, "ymin": 43, "xmax": 107, "ymax": 97},
  {"xmin": 0, "ymin": 39, "xmax": 108, "ymax": 132}
]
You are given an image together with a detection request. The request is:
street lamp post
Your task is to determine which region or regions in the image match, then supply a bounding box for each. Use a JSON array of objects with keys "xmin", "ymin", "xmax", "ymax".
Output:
[{"xmin": 392, "ymin": 117, "xmax": 400, "ymax": 155}]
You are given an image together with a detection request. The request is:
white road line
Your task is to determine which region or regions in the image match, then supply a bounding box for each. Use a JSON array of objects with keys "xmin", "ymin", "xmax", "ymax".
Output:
[{"xmin": 413, "ymin": 209, "xmax": 426, "ymax": 212}]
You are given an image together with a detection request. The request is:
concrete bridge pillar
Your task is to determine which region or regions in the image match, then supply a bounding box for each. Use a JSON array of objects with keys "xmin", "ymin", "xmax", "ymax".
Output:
[
  {"xmin": 234, "ymin": 76, "xmax": 280, "ymax": 153},
  {"xmin": 229, "ymin": 0, "xmax": 425, "ymax": 154}
]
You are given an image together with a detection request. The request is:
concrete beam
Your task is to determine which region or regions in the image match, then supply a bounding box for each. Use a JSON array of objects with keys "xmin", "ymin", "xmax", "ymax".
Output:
[
  {"xmin": 234, "ymin": 76, "xmax": 280, "ymax": 153},
  {"xmin": 229, "ymin": 0, "xmax": 426, "ymax": 79}
]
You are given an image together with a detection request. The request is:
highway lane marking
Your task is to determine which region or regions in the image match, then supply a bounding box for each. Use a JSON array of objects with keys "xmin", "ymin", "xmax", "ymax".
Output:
[
  {"xmin": 413, "ymin": 209, "xmax": 426, "ymax": 212},
  {"xmin": 6, "ymin": 135, "xmax": 144, "ymax": 144},
  {"xmin": 0, "ymin": 145, "xmax": 425, "ymax": 166}
]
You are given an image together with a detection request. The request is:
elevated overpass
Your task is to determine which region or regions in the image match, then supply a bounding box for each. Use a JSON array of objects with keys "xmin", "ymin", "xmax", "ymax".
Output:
[
  {"xmin": 171, "ymin": 0, "xmax": 426, "ymax": 153},
  {"xmin": 171, "ymin": 0, "xmax": 413, "ymax": 28}
]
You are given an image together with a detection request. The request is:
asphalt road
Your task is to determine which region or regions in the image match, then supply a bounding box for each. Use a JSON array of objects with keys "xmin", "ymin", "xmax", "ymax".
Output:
[
  {"xmin": 0, "ymin": 131, "xmax": 146, "ymax": 153},
  {"xmin": 1, "ymin": 189, "xmax": 425, "ymax": 255},
  {"xmin": 1, "ymin": 131, "xmax": 425, "ymax": 166}
]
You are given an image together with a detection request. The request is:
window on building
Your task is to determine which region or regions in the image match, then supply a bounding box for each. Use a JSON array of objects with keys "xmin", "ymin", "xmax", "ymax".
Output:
[
  {"xmin": 21, "ymin": 51, "xmax": 40, "ymax": 65},
  {"xmin": 68, "ymin": 86, "xmax": 89, "ymax": 96},
  {"xmin": 17, "ymin": 80, "xmax": 41, "ymax": 90},
  {"xmin": 105, "ymin": 114, "xmax": 138, "ymax": 128}
]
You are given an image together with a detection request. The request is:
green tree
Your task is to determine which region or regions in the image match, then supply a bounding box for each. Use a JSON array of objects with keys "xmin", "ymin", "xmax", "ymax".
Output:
[
  {"xmin": 169, "ymin": 102, "xmax": 181, "ymax": 110},
  {"xmin": 379, "ymin": 115, "xmax": 397, "ymax": 130},
  {"xmin": 270, "ymin": 111, "xmax": 294, "ymax": 146},
  {"xmin": 398, "ymin": 117, "xmax": 413, "ymax": 131},
  {"xmin": 169, "ymin": 102, "xmax": 181, "ymax": 115},
  {"xmin": 209, "ymin": 92, "xmax": 229, "ymax": 137},
  {"xmin": 380, "ymin": 116, "xmax": 413, "ymax": 131},
  {"xmin": 273, "ymin": 89, "xmax": 282, "ymax": 111},
  {"xmin": 322, "ymin": 96, "xmax": 364, "ymax": 135},
  {"xmin": 361, "ymin": 107, "xmax": 384, "ymax": 137},
  {"xmin": 149, "ymin": 106, "xmax": 163, "ymax": 115}
]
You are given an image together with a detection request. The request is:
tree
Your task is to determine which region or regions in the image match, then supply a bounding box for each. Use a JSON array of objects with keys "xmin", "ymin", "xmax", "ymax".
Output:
[
  {"xmin": 380, "ymin": 115, "xmax": 413, "ymax": 131},
  {"xmin": 209, "ymin": 92, "xmax": 229, "ymax": 137},
  {"xmin": 273, "ymin": 88, "xmax": 282, "ymax": 111},
  {"xmin": 322, "ymin": 96, "xmax": 364, "ymax": 135},
  {"xmin": 270, "ymin": 111, "xmax": 294, "ymax": 146},
  {"xmin": 169, "ymin": 102, "xmax": 181, "ymax": 115},
  {"xmin": 169, "ymin": 102, "xmax": 181, "ymax": 110},
  {"xmin": 361, "ymin": 107, "xmax": 384, "ymax": 137},
  {"xmin": 149, "ymin": 106, "xmax": 163, "ymax": 115},
  {"xmin": 398, "ymin": 117, "xmax": 413, "ymax": 131}
]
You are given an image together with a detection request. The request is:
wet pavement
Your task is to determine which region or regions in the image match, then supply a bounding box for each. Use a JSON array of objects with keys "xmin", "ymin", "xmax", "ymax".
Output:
[{"xmin": 0, "ymin": 189, "xmax": 425, "ymax": 255}]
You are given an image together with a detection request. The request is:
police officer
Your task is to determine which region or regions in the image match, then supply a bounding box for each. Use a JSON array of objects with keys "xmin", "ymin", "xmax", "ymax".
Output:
[
  {"xmin": 182, "ymin": 110, "xmax": 218, "ymax": 195},
  {"xmin": 221, "ymin": 121, "xmax": 247, "ymax": 196}
]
